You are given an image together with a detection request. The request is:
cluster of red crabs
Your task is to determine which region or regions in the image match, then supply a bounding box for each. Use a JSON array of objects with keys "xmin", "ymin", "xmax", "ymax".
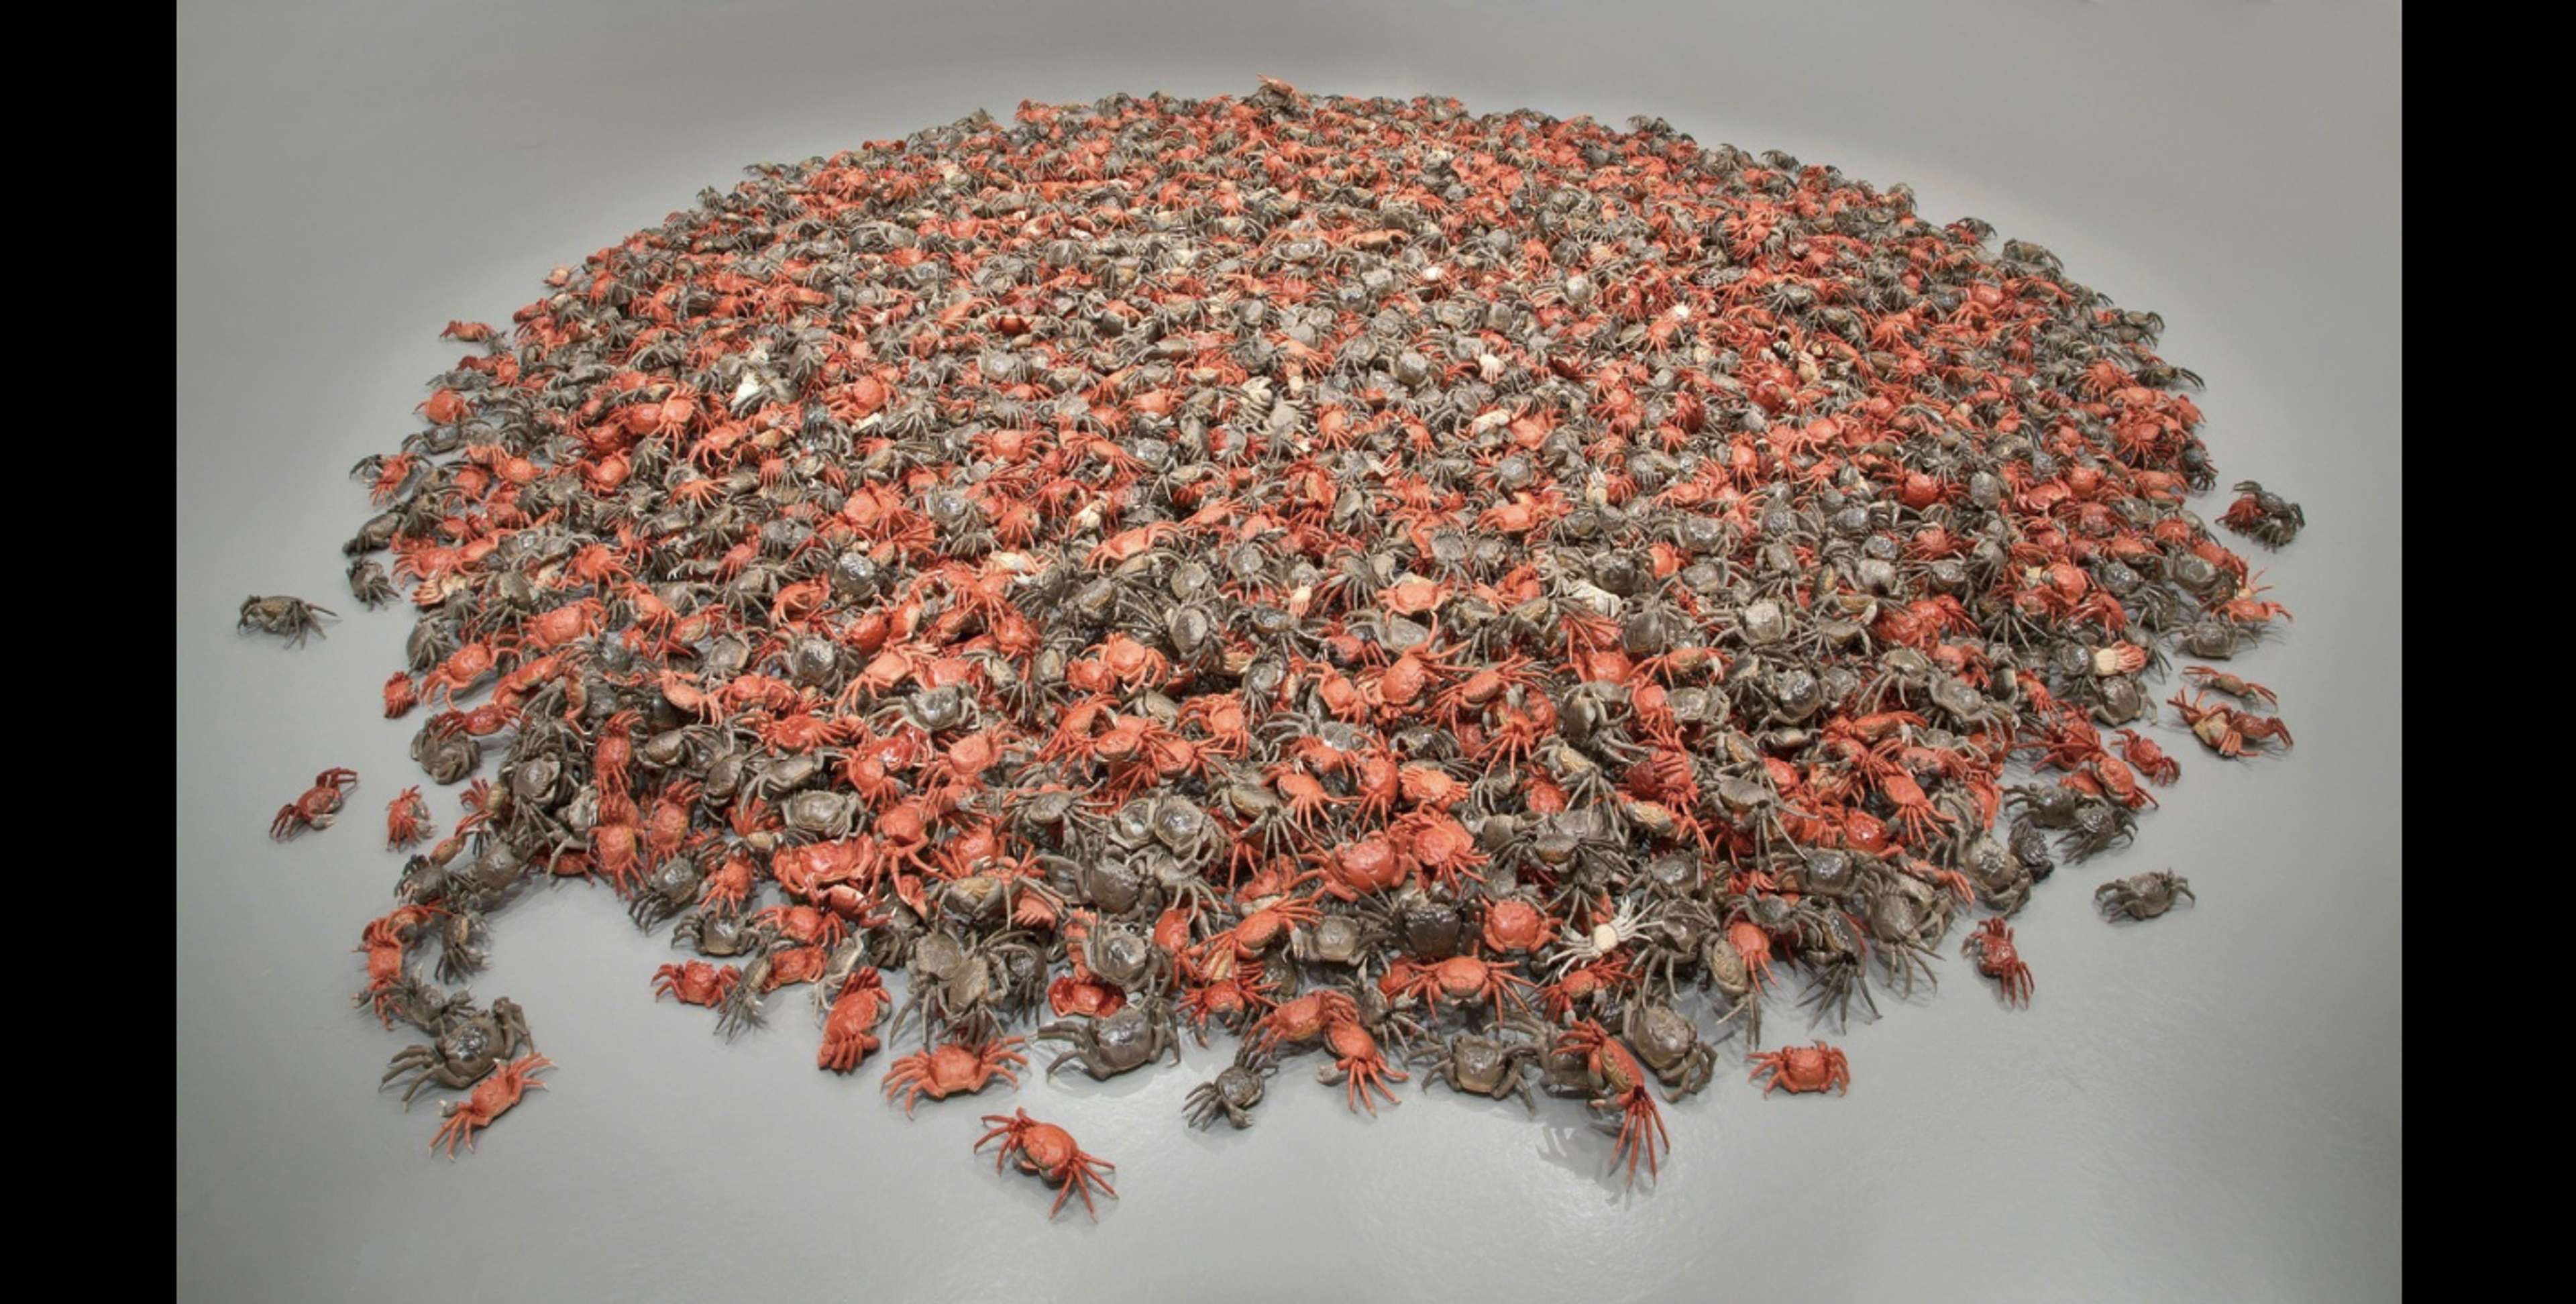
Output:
[{"xmin": 256, "ymin": 81, "xmax": 2304, "ymax": 1213}]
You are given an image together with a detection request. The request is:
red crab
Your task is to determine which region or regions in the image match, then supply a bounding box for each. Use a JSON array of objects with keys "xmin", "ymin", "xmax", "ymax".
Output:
[
  {"xmin": 651, "ymin": 961, "xmax": 740, "ymax": 1009},
  {"xmin": 817, "ymin": 968, "xmax": 892, "ymax": 1073},
  {"xmin": 1304, "ymin": 835, "xmax": 1411, "ymax": 900},
  {"xmin": 271, "ymin": 768, "xmax": 358, "ymax": 840},
  {"xmin": 354, "ymin": 905, "xmax": 435, "ymax": 1025},
  {"xmin": 2211, "ymin": 579, "xmax": 2292, "ymax": 625},
  {"xmin": 1047, "ymin": 975, "xmax": 1128, "ymax": 1020},
  {"xmin": 881, "ymin": 1036, "xmax": 1028, "ymax": 1115},
  {"xmin": 1319, "ymin": 1008, "xmax": 1406, "ymax": 1115},
  {"xmin": 430, "ymin": 1054, "xmax": 551, "ymax": 1157},
  {"xmin": 1961, "ymin": 918, "xmax": 2034, "ymax": 1006},
  {"xmin": 976, "ymin": 1109, "xmax": 1118, "ymax": 1220},
  {"xmin": 384, "ymin": 786, "xmax": 433, "ymax": 848},
  {"xmin": 419, "ymin": 639, "xmax": 506, "ymax": 707},
  {"xmin": 1554, "ymin": 1019, "xmax": 1669, "ymax": 1187},
  {"xmin": 1218, "ymin": 891, "xmax": 1322, "ymax": 960},
  {"xmin": 1543, "ymin": 954, "xmax": 1638, "ymax": 1020},
  {"xmin": 1250, "ymin": 987, "xmax": 1358, "ymax": 1052},
  {"xmin": 2112, "ymin": 730, "xmax": 2180, "ymax": 786},
  {"xmin": 1481, "ymin": 898, "xmax": 1556, "ymax": 954},
  {"xmin": 2182, "ymin": 665, "xmax": 2278, "ymax": 706},
  {"xmin": 1748, "ymin": 1040, "xmax": 1852, "ymax": 1095},
  {"xmin": 2169, "ymin": 690, "xmax": 2294, "ymax": 757},
  {"xmin": 1383, "ymin": 955, "xmax": 1537, "ymax": 1020},
  {"xmin": 2067, "ymin": 753, "xmax": 2158, "ymax": 810}
]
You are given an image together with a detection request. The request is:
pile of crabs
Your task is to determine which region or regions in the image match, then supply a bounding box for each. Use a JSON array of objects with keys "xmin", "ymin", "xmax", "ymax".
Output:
[{"xmin": 272, "ymin": 81, "xmax": 2308, "ymax": 1212}]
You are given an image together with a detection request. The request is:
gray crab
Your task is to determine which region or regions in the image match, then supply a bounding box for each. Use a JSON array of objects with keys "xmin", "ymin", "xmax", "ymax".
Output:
[
  {"xmin": 1184, "ymin": 1045, "xmax": 1279, "ymax": 1130},
  {"xmin": 1038, "ymin": 1002, "xmax": 1181, "ymax": 1080},
  {"xmin": 382, "ymin": 995, "xmax": 533, "ymax": 1105},
  {"xmin": 1409, "ymin": 1023, "xmax": 1544, "ymax": 1113},
  {"xmin": 238, "ymin": 594, "xmax": 339, "ymax": 647},
  {"xmin": 2095, "ymin": 870, "xmax": 2196, "ymax": 920},
  {"xmin": 1621, "ymin": 999, "xmax": 1717, "ymax": 1101}
]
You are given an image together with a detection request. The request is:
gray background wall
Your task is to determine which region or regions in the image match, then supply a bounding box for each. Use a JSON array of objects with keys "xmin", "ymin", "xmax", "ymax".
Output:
[{"xmin": 176, "ymin": 2, "xmax": 2403, "ymax": 1299}]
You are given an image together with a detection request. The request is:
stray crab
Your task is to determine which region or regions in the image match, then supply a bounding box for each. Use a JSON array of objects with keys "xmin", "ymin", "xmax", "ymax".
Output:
[
  {"xmin": 239, "ymin": 594, "xmax": 339, "ymax": 647},
  {"xmin": 272, "ymin": 768, "xmax": 358, "ymax": 840},
  {"xmin": 976, "ymin": 1108, "xmax": 1118, "ymax": 1220},
  {"xmin": 2095, "ymin": 870, "xmax": 2195, "ymax": 920},
  {"xmin": 1748, "ymin": 1040, "xmax": 1851, "ymax": 1095},
  {"xmin": 2217, "ymin": 480, "xmax": 2305, "ymax": 548}
]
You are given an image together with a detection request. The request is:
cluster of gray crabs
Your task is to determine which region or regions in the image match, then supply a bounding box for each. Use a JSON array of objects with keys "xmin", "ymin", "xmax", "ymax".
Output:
[{"xmin": 241, "ymin": 83, "xmax": 2304, "ymax": 1214}]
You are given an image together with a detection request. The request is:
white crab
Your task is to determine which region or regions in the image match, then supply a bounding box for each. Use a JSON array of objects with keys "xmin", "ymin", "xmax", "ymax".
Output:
[{"xmin": 1544, "ymin": 898, "xmax": 1650, "ymax": 977}]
